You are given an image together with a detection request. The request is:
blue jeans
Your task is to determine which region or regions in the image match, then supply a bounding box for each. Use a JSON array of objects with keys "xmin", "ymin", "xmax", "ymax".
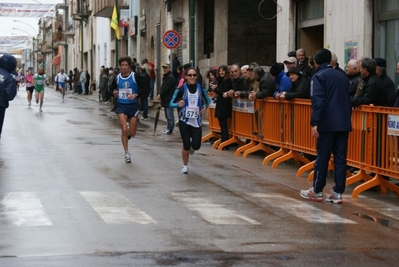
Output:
[{"xmin": 164, "ymin": 107, "xmax": 175, "ymax": 133}]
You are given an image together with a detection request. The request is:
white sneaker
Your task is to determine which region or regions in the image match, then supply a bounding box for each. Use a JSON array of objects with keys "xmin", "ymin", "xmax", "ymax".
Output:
[
  {"xmin": 125, "ymin": 152, "xmax": 131, "ymax": 163},
  {"xmin": 39, "ymin": 108, "xmax": 43, "ymax": 112},
  {"xmin": 28, "ymin": 102, "xmax": 31, "ymax": 106},
  {"xmin": 189, "ymin": 147, "xmax": 195, "ymax": 155},
  {"xmin": 181, "ymin": 165, "xmax": 188, "ymax": 174}
]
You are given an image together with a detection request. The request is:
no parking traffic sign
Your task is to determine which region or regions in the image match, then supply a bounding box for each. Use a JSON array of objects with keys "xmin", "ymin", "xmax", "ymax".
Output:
[{"xmin": 163, "ymin": 30, "xmax": 181, "ymax": 49}]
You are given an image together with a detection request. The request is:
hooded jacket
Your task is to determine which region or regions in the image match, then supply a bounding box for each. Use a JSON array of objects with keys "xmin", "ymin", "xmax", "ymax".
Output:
[{"xmin": 0, "ymin": 54, "xmax": 17, "ymax": 109}]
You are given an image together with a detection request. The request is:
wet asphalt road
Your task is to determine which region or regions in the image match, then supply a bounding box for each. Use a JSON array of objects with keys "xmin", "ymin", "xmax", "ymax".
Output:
[{"xmin": 0, "ymin": 87, "xmax": 399, "ymax": 266}]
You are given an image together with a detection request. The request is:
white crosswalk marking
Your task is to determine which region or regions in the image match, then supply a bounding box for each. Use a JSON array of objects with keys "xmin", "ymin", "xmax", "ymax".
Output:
[
  {"xmin": 248, "ymin": 193, "xmax": 357, "ymax": 224},
  {"xmin": 0, "ymin": 192, "xmax": 52, "ymax": 226},
  {"xmin": 172, "ymin": 192, "xmax": 261, "ymax": 225},
  {"xmin": 80, "ymin": 192, "xmax": 157, "ymax": 224}
]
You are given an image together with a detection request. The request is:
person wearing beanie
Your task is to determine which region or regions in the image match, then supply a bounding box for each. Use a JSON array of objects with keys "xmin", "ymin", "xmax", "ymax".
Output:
[
  {"xmin": 269, "ymin": 62, "xmax": 292, "ymax": 99},
  {"xmin": 300, "ymin": 48, "xmax": 352, "ymax": 204},
  {"xmin": 279, "ymin": 66, "xmax": 310, "ymax": 100},
  {"xmin": 374, "ymin": 57, "xmax": 395, "ymax": 105}
]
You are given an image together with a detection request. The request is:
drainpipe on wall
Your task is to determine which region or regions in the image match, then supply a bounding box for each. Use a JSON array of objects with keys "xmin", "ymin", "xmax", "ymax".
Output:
[
  {"xmin": 189, "ymin": 0, "xmax": 195, "ymax": 67},
  {"xmin": 80, "ymin": 0, "xmax": 83, "ymax": 68},
  {"xmin": 115, "ymin": 0, "xmax": 119, "ymax": 67}
]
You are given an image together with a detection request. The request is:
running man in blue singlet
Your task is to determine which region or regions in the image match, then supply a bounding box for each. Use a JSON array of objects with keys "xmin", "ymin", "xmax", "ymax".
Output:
[{"xmin": 110, "ymin": 56, "xmax": 142, "ymax": 163}]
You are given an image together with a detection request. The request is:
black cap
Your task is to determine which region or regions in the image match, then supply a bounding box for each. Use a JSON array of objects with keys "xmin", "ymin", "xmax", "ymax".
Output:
[
  {"xmin": 374, "ymin": 58, "xmax": 386, "ymax": 68},
  {"xmin": 313, "ymin": 48, "xmax": 332, "ymax": 64},
  {"xmin": 287, "ymin": 50, "xmax": 296, "ymax": 57},
  {"xmin": 269, "ymin": 63, "xmax": 282, "ymax": 77},
  {"xmin": 286, "ymin": 67, "xmax": 301, "ymax": 76}
]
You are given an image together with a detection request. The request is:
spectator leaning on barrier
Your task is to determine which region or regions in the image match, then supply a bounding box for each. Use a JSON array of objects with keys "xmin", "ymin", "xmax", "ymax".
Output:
[
  {"xmin": 300, "ymin": 48, "xmax": 352, "ymax": 204},
  {"xmin": 235, "ymin": 65, "xmax": 251, "ymax": 98},
  {"xmin": 270, "ymin": 62, "xmax": 292, "ymax": 99},
  {"xmin": 229, "ymin": 64, "xmax": 245, "ymax": 98},
  {"xmin": 351, "ymin": 57, "xmax": 391, "ymax": 107},
  {"xmin": 239, "ymin": 63, "xmax": 259, "ymax": 99},
  {"xmin": 279, "ymin": 66, "xmax": 310, "ymax": 100},
  {"xmin": 248, "ymin": 66, "xmax": 275, "ymax": 101},
  {"xmin": 374, "ymin": 57, "xmax": 396, "ymax": 106},
  {"xmin": 346, "ymin": 59, "xmax": 362, "ymax": 98}
]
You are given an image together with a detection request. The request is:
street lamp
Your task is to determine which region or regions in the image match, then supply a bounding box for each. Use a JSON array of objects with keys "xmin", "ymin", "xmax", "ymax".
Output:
[
  {"xmin": 13, "ymin": 19, "xmax": 38, "ymax": 36},
  {"xmin": 12, "ymin": 28, "xmax": 33, "ymax": 36}
]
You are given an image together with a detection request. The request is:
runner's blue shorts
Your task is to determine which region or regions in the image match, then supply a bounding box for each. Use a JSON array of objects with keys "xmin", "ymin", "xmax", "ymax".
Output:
[{"xmin": 116, "ymin": 103, "xmax": 139, "ymax": 119}]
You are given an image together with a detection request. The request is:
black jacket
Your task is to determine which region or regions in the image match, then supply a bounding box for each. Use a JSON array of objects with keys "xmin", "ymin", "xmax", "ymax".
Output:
[
  {"xmin": 215, "ymin": 77, "xmax": 233, "ymax": 119},
  {"xmin": 232, "ymin": 76, "xmax": 245, "ymax": 92},
  {"xmin": 351, "ymin": 73, "xmax": 390, "ymax": 107},
  {"xmin": 140, "ymin": 72, "xmax": 151, "ymax": 98},
  {"xmin": 285, "ymin": 75, "xmax": 310, "ymax": 100},
  {"xmin": 311, "ymin": 63, "xmax": 352, "ymax": 132},
  {"xmin": 379, "ymin": 72, "xmax": 396, "ymax": 106},
  {"xmin": 256, "ymin": 71, "xmax": 275, "ymax": 99},
  {"xmin": 347, "ymin": 73, "xmax": 362, "ymax": 97},
  {"xmin": 159, "ymin": 71, "xmax": 176, "ymax": 107}
]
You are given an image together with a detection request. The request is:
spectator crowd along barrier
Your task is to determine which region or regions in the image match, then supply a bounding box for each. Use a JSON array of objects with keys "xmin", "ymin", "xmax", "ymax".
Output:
[{"xmin": 201, "ymin": 98, "xmax": 399, "ymax": 198}]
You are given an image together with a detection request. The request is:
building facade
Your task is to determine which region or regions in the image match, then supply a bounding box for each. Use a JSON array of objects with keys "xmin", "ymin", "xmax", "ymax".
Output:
[{"xmin": 34, "ymin": 0, "xmax": 399, "ymax": 90}]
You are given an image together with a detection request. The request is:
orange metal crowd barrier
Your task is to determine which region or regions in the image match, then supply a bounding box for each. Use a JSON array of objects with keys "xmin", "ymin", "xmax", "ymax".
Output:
[{"xmin": 202, "ymin": 98, "xmax": 399, "ymax": 198}]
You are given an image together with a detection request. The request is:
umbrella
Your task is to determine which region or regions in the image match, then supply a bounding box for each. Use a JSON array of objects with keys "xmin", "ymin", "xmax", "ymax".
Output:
[{"xmin": 153, "ymin": 104, "xmax": 162, "ymax": 135}]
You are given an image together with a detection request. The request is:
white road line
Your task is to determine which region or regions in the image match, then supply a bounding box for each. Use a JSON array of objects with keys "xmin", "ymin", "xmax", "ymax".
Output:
[
  {"xmin": 80, "ymin": 192, "xmax": 157, "ymax": 224},
  {"xmin": 248, "ymin": 193, "xmax": 357, "ymax": 224},
  {"xmin": 172, "ymin": 192, "xmax": 261, "ymax": 225},
  {"xmin": 0, "ymin": 192, "xmax": 52, "ymax": 226}
]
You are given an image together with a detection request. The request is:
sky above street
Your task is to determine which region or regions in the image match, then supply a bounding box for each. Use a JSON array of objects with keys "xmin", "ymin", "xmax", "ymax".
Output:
[{"xmin": 0, "ymin": 0, "xmax": 63, "ymax": 37}]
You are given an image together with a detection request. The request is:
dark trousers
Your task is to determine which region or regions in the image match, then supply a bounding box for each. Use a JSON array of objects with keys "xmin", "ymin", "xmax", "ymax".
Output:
[
  {"xmin": 0, "ymin": 108, "xmax": 5, "ymax": 138},
  {"xmin": 140, "ymin": 96, "xmax": 148, "ymax": 118},
  {"xmin": 313, "ymin": 131, "xmax": 349, "ymax": 194},
  {"xmin": 179, "ymin": 121, "xmax": 202, "ymax": 151},
  {"xmin": 218, "ymin": 117, "xmax": 229, "ymax": 142}
]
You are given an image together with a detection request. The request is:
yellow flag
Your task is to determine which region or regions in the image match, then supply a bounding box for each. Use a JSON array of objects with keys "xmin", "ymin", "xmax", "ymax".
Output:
[{"xmin": 110, "ymin": 5, "xmax": 120, "ymax": 39}]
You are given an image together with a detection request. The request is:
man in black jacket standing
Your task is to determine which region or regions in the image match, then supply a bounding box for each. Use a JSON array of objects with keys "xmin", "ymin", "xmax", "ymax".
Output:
[
  {"xmin": 300, "ymin": 48, "xmax": 352, "ymax": 204},
  {"xmin": 158, "ymin": 63, "xmax": 176, "ymax": 134},
  {"xmin": 351, "ymin": 57, "xmax": 390, "ymax": 107},
  {"xmin": 139, "ymin": 66, "xmax": 151, "ymax": 120},
  {"xmin": 374, "ymin": 58, "xmax": 395, "ymax": 106}
]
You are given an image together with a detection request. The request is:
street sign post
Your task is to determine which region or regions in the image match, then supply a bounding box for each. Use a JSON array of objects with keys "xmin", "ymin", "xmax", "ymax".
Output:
[
  {"xmin": 162, "ymin": 30, "xmax": 181, "ymax": 78},
  {"xmin": 162, "ymin": 30, "xmax": 181, "ymax": 49}
]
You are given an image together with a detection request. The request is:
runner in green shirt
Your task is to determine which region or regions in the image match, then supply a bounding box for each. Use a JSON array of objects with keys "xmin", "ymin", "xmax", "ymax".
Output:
[{"xmin": 33, "ymin": 68, "xmax": 49, "ymax": 112}]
